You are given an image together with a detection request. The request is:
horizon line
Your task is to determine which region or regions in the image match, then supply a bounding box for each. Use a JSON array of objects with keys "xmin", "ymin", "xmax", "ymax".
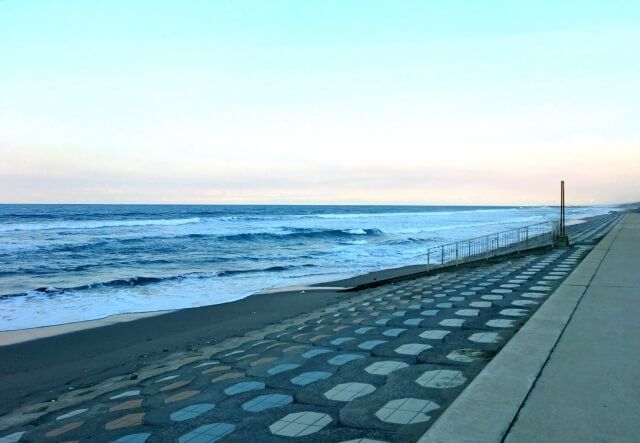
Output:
[{"xmin": 0, "ymin": 202, "xmax": 634, "ymax": 207}]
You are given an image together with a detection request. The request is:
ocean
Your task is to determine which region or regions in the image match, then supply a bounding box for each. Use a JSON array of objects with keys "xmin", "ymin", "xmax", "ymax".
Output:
[{"xmin": 0, "ymin": 204, "xmax": 616, "ymax": 331}]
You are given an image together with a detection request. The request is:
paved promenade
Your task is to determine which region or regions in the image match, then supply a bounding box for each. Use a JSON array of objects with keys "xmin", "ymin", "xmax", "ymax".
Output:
[
  {"xmin": 0, "ymin": 213, "xmax": 625, "ymax": 442},
  {"xmin": 421, "ymin": 212, "xmax": 640, "ymax": 442}
]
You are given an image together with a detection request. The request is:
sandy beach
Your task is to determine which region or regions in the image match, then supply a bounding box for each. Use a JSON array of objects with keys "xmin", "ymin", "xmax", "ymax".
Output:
[
  {"xmin": 0, "ymin": 259, "xmax": 440, "ymax": 416},
  {"xmin": 0, "ymin": 287, "xmax": 341, "ymax": 415}
]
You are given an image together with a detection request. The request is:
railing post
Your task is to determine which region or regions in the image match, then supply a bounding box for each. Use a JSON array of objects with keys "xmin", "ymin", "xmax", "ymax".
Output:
[
  {"xmin": 485, "ymin": 235, "xmax": 489, "ymax": 261},
  {"xmin": 424, "ymin": 220, "xmax": 564, "ymax": 270}
]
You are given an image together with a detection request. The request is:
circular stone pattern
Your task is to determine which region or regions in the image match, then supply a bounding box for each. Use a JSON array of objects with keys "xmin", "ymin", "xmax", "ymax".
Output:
[
  {"xmin": 512, "ymin": 300, "xmax": 538, "ymax": 307},
  {"xmin": 113, "ymin": 433, "xmax": 151, "ymax": 443},
  {"xmin": 446, "ymin": 349, "xmax": 484, "ymax": 363},
  {"xmin": 224, "ymin": 381, "xmax": 265, "ymax": 396},
  {"xmin": 481, "ymin": 295, "xmax": 503, "ymax": 301},
  {"xmin": 486, "ymin": 319, "xmax": 516, "ymax": 328},
  {"xmin": 375, "ymin": 398, "xmax": 440, "ymax": 424},
  {"xmin": 468, "ymin": 332, "xmax": 502, "ymax": 343},
  {"xmin": 328, "ymin": 354, "xmax": 365, "ymax": 366},
  {"xmin": 395, "ymin": 343, "xmax": 432, "ymax": 355},
  {"xmin": 419, "ymin": 330, "xmax": 450, "ymax": 340},
  {"xmin": 170, "ymin": 403, "xmax": 215, "ymax": 422},
  {"xmin": 331, "ymin": 337, "xmax": 356, "ymax": 346},
  {"xmin": 383, "ymin": 328, "xmax": 407, "ymax": 337},
  {"xmin": 179, "ymin": 423, "xmax": 235, "ymax": 442},
  {"xmin": 324, "ymin": 382, "xmax": 376, "ymax": 402},
  {"xmin": 358, "ymin": 340, "xmax": 388, "ymax": 350},
  {"xmin": 415, "ymin": 369, "xmax": 467, "ymax": 389},
  {"xmin": 268, "ymin": 364, "xmax": 300, "ymax": 375},
  {"xmin": 500, "ymin": 309, "xmax": 528, "ymax": 317},
  {"xmin": 242, "ymin": 394, "xmax": 293, "ymax": 412},
  {"xmin": 303, "ymin": 348, "xmax": 332, "ymax": 359},
  {"xmin": 439, "ymin": 319, "xmax": 465, "ymax": 327},
  {"xmin": 529, "ymin": 286, "xmax": 551, "ymax": 292},
  {"xmin": 455, "ymin": 309, "xmax": 479, "ymax": 317},
  {"xmin": 421, "ymin": 310, "xmax": 439, "ymax": 316},
  {"xmin": 290, "ymin": 371, "xmax": 332, "ymax": 386},
  {"xmin": 56, "ymin": 409, "xmax": 88, "ymax": 421},
  {"xmin": 270, "ymin": 412, "xmax": 332, "ymax": 437},
  {"xmin": 470, "ymin": 301, "xmax": 491, "ymax": 308},
  {"xmin": 521, "ymin": 292, "xmax": 545, "ymax": 299},
  {"xmin": 365, "ymin": 360, "xmax": 409, "ymax": 375}
]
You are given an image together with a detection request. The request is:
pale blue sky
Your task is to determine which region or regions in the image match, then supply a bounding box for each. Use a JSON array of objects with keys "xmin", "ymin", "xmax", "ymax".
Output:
[{"xmin": 1, "ymin": 1, "xmax": 639, "ymax": 204}]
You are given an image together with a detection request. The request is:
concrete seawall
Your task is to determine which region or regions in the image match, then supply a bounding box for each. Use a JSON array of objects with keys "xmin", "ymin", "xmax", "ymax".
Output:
[{"xmin": 420, "ymin": 212, "xmax": 640, "ymax": 442}]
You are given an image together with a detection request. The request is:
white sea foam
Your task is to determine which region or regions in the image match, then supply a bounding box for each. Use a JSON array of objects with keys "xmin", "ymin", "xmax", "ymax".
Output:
[
  {"xmin": 312, "ymin": 208, "xmax": 510, "ymax": 219},
  {"xmin": 0, "ymin": 265, "xmax": 354, "ymax": 331},
  {"xmin": 0, "ymin": 217, "xmax": 201, "ymax": 233}
]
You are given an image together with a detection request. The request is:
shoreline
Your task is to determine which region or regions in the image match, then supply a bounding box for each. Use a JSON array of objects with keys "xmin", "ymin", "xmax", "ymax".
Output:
[
  {"xmin": 0, "ymin": 214, "xmax": 610, "ymax": 415},
  {"xmin": 0, "ymin": 285, "xmax": 353, "ymax": 346},
  {"xmin": 0, "ymin": 213, "xmax": 604, "ymax": 335},
  {"xmin": 0, "ymin": 251, "xmax": 546, "ymax": 416},
  {"xmin": 0, "ymin": 311, "xmax": 175, "ymax": 347}
]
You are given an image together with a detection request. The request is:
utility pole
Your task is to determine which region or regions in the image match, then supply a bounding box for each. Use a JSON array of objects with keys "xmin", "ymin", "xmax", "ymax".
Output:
[
  {"xmin": 561, "ymin": 180, "xmax": 565, "ymax": 236},
  {"xmin": 555, "ymin": 180, "xmax": 570, "ymax": 246}
]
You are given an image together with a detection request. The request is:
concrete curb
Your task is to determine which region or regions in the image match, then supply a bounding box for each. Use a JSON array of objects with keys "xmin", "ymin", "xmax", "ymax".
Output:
[{"xmin": 418, "ymin": 217, "xmax": 624, "ymax": 443}]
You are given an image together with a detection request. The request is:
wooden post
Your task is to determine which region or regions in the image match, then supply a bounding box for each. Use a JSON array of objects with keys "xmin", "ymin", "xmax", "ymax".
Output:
[{"xmin": 561, "ymin": 180, "xmax": 565, "ymax": 236}]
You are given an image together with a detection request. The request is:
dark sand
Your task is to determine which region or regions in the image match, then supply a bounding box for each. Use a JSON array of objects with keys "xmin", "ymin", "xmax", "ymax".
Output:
[{"xmin": 0, "ymin": 263, "xmax": 431, "ymax": 415}]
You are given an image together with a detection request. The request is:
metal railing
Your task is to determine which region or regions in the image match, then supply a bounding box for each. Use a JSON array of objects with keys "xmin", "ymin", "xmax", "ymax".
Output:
[{"xmin": 426, "ymin": 221, "xmax": 558, "ymax": 271}]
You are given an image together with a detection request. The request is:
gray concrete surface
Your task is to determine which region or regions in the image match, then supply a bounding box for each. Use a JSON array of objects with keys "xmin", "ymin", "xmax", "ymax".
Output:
[
  {"xmin": 420, "ymin": 212, "xmax": 640, "ymax": 443},
  {"xmin": 506, "ymin": 213, "xmax": 640, "ymax": 442}
]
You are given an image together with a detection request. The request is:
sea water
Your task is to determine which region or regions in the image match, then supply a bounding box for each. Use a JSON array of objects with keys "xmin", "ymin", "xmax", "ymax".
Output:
[{"xmin": 0, "ymin": 204, "xmax": 615, "ymax": 330}]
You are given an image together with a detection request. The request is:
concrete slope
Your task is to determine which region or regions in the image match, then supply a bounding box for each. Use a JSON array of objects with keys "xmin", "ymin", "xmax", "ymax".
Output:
[{"xmin": 420, "ymin": 212, "xmax": 639, "ymax": 442}]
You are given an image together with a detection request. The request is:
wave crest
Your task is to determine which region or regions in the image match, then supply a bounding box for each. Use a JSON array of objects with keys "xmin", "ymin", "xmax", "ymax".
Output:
[
  {"xmin": 218, "ymin": 227, "xmax": 383, "ymax": 242},
  {"xmin": 2, "ymin": 264, "xmax": 318, "ymax": 298},
  {"xmin": 0, "ymin": 217, "xmax": 201, "ymax": 233}
]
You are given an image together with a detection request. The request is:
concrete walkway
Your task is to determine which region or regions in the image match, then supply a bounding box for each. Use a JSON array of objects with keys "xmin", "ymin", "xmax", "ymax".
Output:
[{"xmin": 421, "ymin": 212, "xmax": 640, "ymax": 442}]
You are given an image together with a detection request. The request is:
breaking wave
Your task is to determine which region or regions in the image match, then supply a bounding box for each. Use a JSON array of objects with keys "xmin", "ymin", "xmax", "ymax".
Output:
[{"xmin": 0, "ymin": 217, "xmax": 201, "ymax": 233}]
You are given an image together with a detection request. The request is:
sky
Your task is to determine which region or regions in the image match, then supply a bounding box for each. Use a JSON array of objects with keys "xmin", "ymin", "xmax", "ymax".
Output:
[{"xmin": 1, "ymin": 1, "xmax": 639, "ymax": 205}]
